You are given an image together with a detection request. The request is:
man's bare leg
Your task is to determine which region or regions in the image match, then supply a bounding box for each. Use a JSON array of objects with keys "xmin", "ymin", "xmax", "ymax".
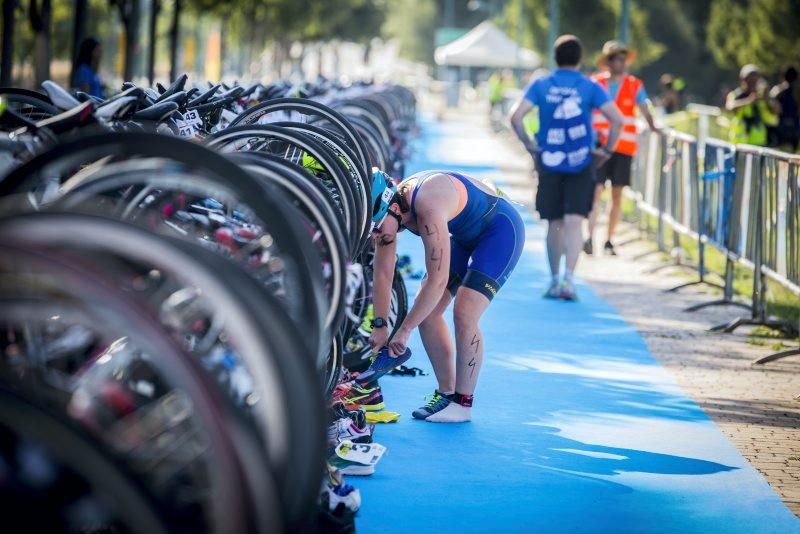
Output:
[
  {"xmin": 546, "ymin": 218, "xmax": 564, "ymax": 279},
  {"xmin": 563, "ymin": 214, "xmax": 584, "ymax": 275},
  {"xmin": 586, "ymin": 183, "xmax": 604, "ymax": 253},
  {"xmin": 427, "ymin": 287, "xmax": 491, "ymax": 423},
  {"xmin": 607, "ymin": 185, "xmax": 624, "ymax": 243}
]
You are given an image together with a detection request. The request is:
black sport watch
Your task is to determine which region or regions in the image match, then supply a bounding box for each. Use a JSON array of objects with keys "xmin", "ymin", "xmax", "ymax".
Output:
[{"xmin": 370, "ymin": 317, "xmax": 388, "ymax": 329}]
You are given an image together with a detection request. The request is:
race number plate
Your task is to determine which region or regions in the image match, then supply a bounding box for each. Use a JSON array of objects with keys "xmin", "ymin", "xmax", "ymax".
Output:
[{"xmin": 335, "ymin": 440, "xmax": 386, "ymax": 466}]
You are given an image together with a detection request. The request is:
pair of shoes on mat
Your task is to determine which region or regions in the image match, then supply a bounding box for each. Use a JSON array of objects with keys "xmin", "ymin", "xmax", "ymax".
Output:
[
  {"xmin": 542, "ymin": 279, "xmax": 579, "ymax": 301},
  {"xmin": 412, "ymin": 391, "xmax": 471, "ymax": 423}
]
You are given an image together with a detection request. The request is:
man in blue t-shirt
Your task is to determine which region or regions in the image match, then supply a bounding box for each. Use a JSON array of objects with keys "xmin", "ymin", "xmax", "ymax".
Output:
[{"xmin": 510, "ymin": 34, "xmax": 622, "ymax": 301}]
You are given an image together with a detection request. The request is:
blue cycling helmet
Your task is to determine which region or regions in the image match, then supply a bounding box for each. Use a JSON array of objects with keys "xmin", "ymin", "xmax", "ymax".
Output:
[{"xmin": 371, "ymin": 168, "xmax": 397, "ymax": 223}]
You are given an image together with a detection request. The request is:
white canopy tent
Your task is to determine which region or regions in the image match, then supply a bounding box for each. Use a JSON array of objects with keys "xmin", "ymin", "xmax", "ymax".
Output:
[{"xmin": 434, "ymin": 21, "xmax": 541, "ymax": 69}]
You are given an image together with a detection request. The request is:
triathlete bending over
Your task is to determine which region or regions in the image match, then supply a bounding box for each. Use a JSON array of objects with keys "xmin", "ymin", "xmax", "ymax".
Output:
[{"xmin": 368, "ymin": 169, "xmax": 525, "ymax": 423}]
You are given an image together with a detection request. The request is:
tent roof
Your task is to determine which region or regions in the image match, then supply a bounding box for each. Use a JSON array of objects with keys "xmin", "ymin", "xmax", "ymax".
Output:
[{"xmin": 434, "ymin": 20, "xmax": 541, "ymax": 69}]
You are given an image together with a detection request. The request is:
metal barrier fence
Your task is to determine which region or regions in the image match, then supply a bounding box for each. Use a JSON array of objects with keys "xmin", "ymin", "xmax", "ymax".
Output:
[{"xmin": 629, "ymin": 129, "xmax": 800, "ymax": 365}]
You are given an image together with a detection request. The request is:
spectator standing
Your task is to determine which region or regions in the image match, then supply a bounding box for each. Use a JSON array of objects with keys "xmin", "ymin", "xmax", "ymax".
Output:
[
  {"xmin": 488, "ymin": 70, "xmax": 512, "ymax": 128},
  {"xmin": 769, "ymin": 65, "xmax": 800, "ymax": 151},
  {"xmin": 726, "ymin": 64, "xmax": 778, "ymax": 146},
  {"xmin": 586, "ymin": 41, "xmax": 660, "ymax": 256},
  {"xmin": 72, "ymin": 37, "xmax": 105, "ymax": 99},
  {"xmin": 509, "ymin": 35, "xmax": 623, "ymax": 300},
  {"xmin": 659, "ymin": 73, "xmax": 681, "ymax": 114}
]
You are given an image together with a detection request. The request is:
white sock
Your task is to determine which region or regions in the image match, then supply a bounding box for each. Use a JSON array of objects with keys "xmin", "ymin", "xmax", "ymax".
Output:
[
  {"xmin": 564, "ymin": 270, "xmax": 574, "ymax": 283},
  {"xmin": 439, "ymin": 390, "xmax": 454, "ymax": 396},
  {"xmin": 426, "ymin": 402, "xmax": 471, "ymax": 423}
]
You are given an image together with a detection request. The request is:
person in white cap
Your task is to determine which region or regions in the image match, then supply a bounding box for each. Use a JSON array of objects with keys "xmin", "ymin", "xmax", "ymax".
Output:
[
  {"xmin": 586, "ymin": 40, "xmax": 660, "ymax": 257},
  {"xmin": 726, "ymin": 64, "xmax": 778, "ymax": 146}
]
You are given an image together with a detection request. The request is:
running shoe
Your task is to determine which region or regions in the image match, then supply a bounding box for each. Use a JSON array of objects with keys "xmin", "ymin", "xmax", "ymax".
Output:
[
  {"xmin": 357, "ymin": 346, "xmax": 412, "ymax": 383},
  {"xmin": 583, "ymin": 238, "xmax": 593, "ymax": 255},
  {"xmin": 327, "ymin": 440, "xmax": 385, "ymax": 476},
  {"xmin": 342, "ymin": 383, "xmax": 384, "ymax": 411},
  {"xmin": 329, "ymin": 401, "xmax": 368, "ymax": 429},
  {"xmin": 604, "ymin": 240, "xmax": 617, "ymax": 256},
  {"xmin": 412, "ymin": 390, "xmax": 452, "ymax": 420},
  {"xmin": 327, "ymin": 453, "xmax": 375, "ymax": 476},
  {"xmin": 355, "ymin": 389, "xmax": 385, "ymax": 412},
  {"xmin": 320, "ymin": 463, "xmax": 361, "ymax": 514},
  {"xmin": 542, "ymin": 280, "xmax": 561, "ymax": 299},
  {"xmin": 557, "ymin": 279, "xmax": 579, "ymax": 301},
  {"xmin": 327, "ymin": 417, "xmax": 374, "ymax": 445}
]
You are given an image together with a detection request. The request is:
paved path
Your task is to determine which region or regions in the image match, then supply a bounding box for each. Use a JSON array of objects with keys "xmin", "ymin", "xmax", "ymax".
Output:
[{"xmin": 354, "ymin": 114, "xmax": 799, "ymax": 532}]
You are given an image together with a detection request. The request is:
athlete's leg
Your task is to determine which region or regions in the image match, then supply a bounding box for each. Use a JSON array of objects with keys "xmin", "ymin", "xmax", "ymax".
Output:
[
  {"xmin": 418, "ymin": 238, "xmax": 470, "ymax": 394},
  {"xmin": 418, "ymin": 289, "xmax": 455, "ymax": 393},
  {"xmin": 427, "ymin": 201, "xmax": 525, "ymax": 423},
  {"xmin": 546, "ymin": 218, "xmax": 564, "ymax": 278},
  {"xmin": 452, "ymin": 287, "xmax": 491, "ymax": 395},
  {"xmin": 586, "ymin": 183, "xmax": 604, "ymax": 249},
  {"xmin": 426, "ymin": 287, "xmax": 489, "ymax": 423},
  {"xmin": 564, "ymin": 213, "xmax": 584, "ymax": 274},
  {"xmin": 607, "ymin": 185, "xmax": 624, "ymax": 242}
]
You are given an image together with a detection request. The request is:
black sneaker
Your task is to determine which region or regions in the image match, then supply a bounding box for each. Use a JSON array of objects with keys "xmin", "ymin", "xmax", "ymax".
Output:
[
  {"xmin": 583, "ymin": 238, "xmax": 593, "ymax": 255},
  {"xmin": 604, "ymin": 240, "xmax": 617, "ymax": 256},
  {"xmin": 412, "ymin": 391, "xmax": 452, "ymax": 420}
]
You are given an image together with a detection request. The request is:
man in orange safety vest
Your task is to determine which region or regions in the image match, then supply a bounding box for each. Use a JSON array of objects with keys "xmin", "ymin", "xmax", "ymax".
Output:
[{"xmin": 586, "ymin": 40, "xmax": 660, "ymax": 255}]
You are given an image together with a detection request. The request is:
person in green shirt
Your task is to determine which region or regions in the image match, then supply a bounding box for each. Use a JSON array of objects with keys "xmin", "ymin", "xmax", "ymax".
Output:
[{"xmin": 726, "ymin": 64, "xmax": 778, "ymax": 146}]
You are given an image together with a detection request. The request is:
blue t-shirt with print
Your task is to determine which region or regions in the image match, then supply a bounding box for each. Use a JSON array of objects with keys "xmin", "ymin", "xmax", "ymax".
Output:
[{"xmin": 524, "ymin": 69, "xmax": 609, "ymax": 172}]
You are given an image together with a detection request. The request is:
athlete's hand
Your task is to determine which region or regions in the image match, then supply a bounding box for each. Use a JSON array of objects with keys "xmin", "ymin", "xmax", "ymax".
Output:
[
  {"xmin": 368, "ymin": 327, "xmax": 390, "ymax": 355},
  {"xmin": 592, "ymin": 148, "xmax": 611, "ymax": 168},
  {"xmin": 526, "ymin": 144, "xmax": 542, "ymax": 160},
  {"xmin": 388, "ymin": 326, "xmax": 411, "ymax": 358}
]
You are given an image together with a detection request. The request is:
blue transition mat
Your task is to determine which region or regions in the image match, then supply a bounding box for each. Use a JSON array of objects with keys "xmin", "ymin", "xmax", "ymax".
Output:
[{"xmin": 354, "ymin": 117, "xmax": 799, "ymax": 533}]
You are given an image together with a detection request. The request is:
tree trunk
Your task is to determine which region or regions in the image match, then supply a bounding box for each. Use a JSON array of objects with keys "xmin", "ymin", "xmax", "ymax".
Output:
[
  {"xmin": 168, "ymin": 0, "xmax": 180, "ymax": 81},
  {"xmin": 29, "ymin": 0, "xmax": 52, "ymax": 87},
  {"xmin": 219, "ymin": 13, "xmax": 226, "ymax": 80},
  {"xmin": 118, "ymin": 0, "xmax": 141, "ymax": 81},
  {"xmin": 249, "ymin": 11, "xmax": 267, "ymax": 80},
  {"xmin": 1, "ymin": 0, "xmax": 16, "ymax": 86},
  {"xmin": 147, "ymin": 0, "xmax": 159, "ymax": 84},
  {"xmin": 71, "ymin": 0, "xmax": 87, "ymax": 86}
]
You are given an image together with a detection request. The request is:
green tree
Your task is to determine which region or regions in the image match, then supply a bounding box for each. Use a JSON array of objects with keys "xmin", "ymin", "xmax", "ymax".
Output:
[
  {"xmin": 508, "ymin": 0, "xmax": 664, "ymax": 70},
  {"xmin": 382, "ymin": 0, "xmax": 437, "ymax": 64},
  {"xmin": 707, "ymin": 0, "xmax": 800, "ymax": 76}
]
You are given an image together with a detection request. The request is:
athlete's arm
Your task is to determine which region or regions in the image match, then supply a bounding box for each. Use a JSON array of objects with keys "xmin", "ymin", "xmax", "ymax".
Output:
[
  {"xmin": 509, "ymin": 98, "xmax": 539, "ymax": 155},
  {"xmin": 368, "ymin": 230, "xmax": 397, "ymax": 352},
  {"xmin": 388, "ymin": 180, "xmax": 453, "ymax": 356},
  {"xmin": 400, "ymin": 208, "xmax": 450, "ymax": 333}
]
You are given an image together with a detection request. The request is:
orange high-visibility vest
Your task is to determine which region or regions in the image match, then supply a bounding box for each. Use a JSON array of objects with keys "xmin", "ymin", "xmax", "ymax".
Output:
[{"xmin": 592, "ymin": 73, "xmax": 642, "ymax": 156}]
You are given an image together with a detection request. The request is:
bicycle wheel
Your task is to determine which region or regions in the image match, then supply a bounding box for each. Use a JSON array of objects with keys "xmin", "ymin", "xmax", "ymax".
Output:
[
  {"xmin": 269, "ymin": 121, "xmax": 371, "ymax": 247},
  {"xmin": 0, "ymin": 212, "xmax": 326, "ymax": 529},
  {"xmin": 0, "ymin": 132, "xmax": 328, "ymax": 366},
  {"xmin": 205, "ymin": 125, "xmax": 361, "ymax": 258},
  {"xmin": 229, "ymin": 97, "xmax": 371, "ymax": 183},
  {"xmin": 230, "ymin": 151, "xmax": 348, "ymax": 333},
  {"xmin": 0, "ymin": 88, "xmax": 60, "ymax": 123},
  {"xmin": 0, "ymin": 389, "xmax": 171, "ymax": 533},
  {"xmin": 0, "ymin": 239, "xmax": 273, "ymax": 532}
]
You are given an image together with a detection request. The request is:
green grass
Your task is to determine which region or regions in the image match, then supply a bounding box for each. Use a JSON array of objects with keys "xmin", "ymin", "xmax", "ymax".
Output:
[{"xmin": 620, "ymin": 197, "xmax": 800, "ymax": 343}]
